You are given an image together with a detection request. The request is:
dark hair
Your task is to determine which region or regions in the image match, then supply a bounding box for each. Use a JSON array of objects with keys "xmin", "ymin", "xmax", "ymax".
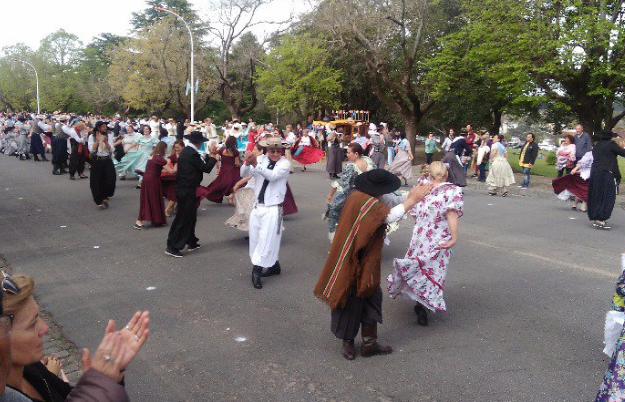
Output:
[
  {"xmin": 174, "ymin": 139, "xmax": 185, "ymax": 149},
  {"xmin": 527, "ymin": 132, "xmax": 535, "ymax": 140},
  {"xmin": 597, "ymin": 130, "xmax": 614, "ymax": 141},
  {"xmin": 225, "ymin": 136, "xmax": 238, "ymax": 154},
  {"xmin": 255, "ymin": 143, "xmax": 266, "ymax": 154},
  {"xmin": 152, "ymin": 141, "xmax": 167, "ymax": 156},
  {"xmin": 94, "ymin": 121, "xmax": 108, "ymax": 131},
  {"xmin": 348, "ymin": 143, "xmax": 364, "ymax": 156},
  {"xmin": 564, "ymin": 134, "xmax": 575, "ymax": 144}
]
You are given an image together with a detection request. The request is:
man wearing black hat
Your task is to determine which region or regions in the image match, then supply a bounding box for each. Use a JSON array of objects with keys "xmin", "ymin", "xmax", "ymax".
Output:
[
  {"xmin": 315, "ymin": 169, "xmax": 432, "ymax": 360},
  {"xmin": 165, "ymin": 131, "xmax": 218, "ymax": 257}
]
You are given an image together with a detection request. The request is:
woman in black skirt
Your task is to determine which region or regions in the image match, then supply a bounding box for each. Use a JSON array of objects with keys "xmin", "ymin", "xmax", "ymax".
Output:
[{"xmin": 587, "ymin": 130, "xmax": 625, "ymax": 229}]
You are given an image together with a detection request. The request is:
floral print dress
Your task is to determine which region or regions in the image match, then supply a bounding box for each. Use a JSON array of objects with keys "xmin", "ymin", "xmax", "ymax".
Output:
[
  {"xmin": 596, "ymin": 271, "xmax": 625, "ymax": 401},
  {"xmin": 387, "ymin": 182, "xmax": 464, "ymax": 312}
]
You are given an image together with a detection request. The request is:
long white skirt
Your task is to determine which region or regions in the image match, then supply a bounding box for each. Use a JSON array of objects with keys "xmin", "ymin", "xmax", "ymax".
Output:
[
  {"xmin": 486, "ymin": 155, "xmax": 515, "ymax": 189},
  {"xmin": 249, "ymin": 204, "xmax": 283, "ymax": 268}
]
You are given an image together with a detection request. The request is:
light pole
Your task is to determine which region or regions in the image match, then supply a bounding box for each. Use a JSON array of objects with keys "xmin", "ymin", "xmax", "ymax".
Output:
[
  {"xmin": 14, "ymin": 58, "xmax": 40, "ymax": 114},
  {"xmin": 155, "ymin": 6, "xmax": 195, "ymax": 122}
]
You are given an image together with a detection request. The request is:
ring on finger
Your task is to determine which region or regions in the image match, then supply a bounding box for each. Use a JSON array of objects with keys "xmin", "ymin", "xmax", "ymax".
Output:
[
  {"xmin": 103, "ymin": 355, "xmax": 112, "ymax": 362},
  {"xmin": 125, "ymin": 325, "xmax": 132, "ymax": 331}
]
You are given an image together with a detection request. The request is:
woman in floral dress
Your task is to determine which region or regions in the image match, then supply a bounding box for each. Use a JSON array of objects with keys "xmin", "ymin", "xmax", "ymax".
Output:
[
  {"xmin": 387, "ymin": 161, "xmax": 463, "ymax": 326},
  {"xmin": 596, "ymin": 254, "xmax": 625, "ymax": 401}
]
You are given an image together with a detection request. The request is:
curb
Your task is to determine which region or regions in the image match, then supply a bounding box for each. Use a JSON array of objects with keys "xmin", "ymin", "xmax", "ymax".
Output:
[{"xmin": 0, "ymin": 255, "xmax": 83, "ymax": 385}]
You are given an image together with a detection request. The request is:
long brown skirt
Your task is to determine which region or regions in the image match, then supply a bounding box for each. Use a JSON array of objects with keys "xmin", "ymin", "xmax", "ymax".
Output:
[{"xmin": 330, "ymin": 286, "xmax": 382, "ymax": 340}]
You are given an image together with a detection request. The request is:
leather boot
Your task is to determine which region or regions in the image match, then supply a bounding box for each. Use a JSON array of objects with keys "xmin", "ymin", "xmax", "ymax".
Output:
[
  {"xmin": 252, "ymin": 266, "xmax": 263, "ymax": 289},
  {"xmin": 33, "ymin": 155, "xmax": 40, "ymax": 161},
  {"xmin": 414, "ymin": 304, "xmax": 428, "ymax": 326},
  {"xmin": 342, "ymin": 339, "xmax": 356, "ymax": 360},
  {"xmin": 59, "ymin": 166, "xmax": 68, "ymax": 174},
  {"xmin": 52, "ymin": 164, "xmax": 61, "ymax": 175},
  {"xmin": 261, "ymin": 261, "xmax": 281, "ymax": 277},
  {"xmin": 41, "ymin": 154, "xmax": 48, "ymax": 161},
  {"xmin": 360, "ymin": 323, "xmax": 392, "ymax": 357}
]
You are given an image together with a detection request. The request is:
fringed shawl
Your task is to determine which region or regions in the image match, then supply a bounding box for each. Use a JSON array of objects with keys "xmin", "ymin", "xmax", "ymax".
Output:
[{"xmin": 314, "ymin": 190, "xmax": 390, "ymax": 309}]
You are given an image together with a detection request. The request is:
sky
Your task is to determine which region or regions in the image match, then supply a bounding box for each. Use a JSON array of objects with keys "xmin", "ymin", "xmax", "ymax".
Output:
[{"xmin": 0, "ymin": 0, "xmax": 309, "ymax": 50}]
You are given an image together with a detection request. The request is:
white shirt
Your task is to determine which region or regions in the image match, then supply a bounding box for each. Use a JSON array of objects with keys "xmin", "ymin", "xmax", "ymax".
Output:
[
  {"xmin": 299, "ymin": 136, "xmax": 312, "ymax": 146},
  {"xmin": 63, "ymin": 125, "xmax": 84, "ymax": 143},
  {"xmin": 88, "ymin": 133, "xmax": 115, "ymax": 156},
  {"xmin": 285, "ymin": 132, "xmax": 296, "ymax": 144},
  {"xmin": 240, "ymin": 155, "xmax": 290, "ymax": 207},
  {"xmin": 37, "ymin": 121, "xmax": 52, "ymax": 131}
]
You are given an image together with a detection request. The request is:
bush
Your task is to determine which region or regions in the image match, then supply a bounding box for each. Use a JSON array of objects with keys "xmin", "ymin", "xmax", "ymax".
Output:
[{"xmin": 546, "ymin": 152, "xmax": 557, "ymax": 165}]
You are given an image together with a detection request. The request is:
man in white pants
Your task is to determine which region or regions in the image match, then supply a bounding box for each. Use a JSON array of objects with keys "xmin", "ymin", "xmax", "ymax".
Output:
[{"xmin": 241, "ymin": 137, "xmax": 290, "ymax": 289}]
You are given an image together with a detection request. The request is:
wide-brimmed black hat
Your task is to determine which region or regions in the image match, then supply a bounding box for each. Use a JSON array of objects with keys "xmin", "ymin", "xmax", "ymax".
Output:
[
  {"xmin": 184, "ymin": 130, "xmax": 208, "ymax": 143},
  {"xmin": 354, "ymin": 169, "xmax": 401, "ymax": 196}
]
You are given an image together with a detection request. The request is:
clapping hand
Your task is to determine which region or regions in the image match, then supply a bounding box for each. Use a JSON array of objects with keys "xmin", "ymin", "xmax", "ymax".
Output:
[
  {"xmin": 408, "ymin": 183, "xmax": 433, "ymax": 203},
  {"xmin": 81, "ymin": 311, "xmax": 150, "ymax": 382}
]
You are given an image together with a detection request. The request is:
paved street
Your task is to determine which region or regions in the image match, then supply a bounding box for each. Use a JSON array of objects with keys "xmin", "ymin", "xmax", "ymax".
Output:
[{"xmin": 0, "ymin": 155, "xmax": 620, "ymax": 401}]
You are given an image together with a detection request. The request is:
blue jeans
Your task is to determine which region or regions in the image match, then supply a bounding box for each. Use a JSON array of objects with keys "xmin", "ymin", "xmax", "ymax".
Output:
[
  {"xmin": 478, "ymin": 164, "xmax": 486, "ymax": 181},
  {"xmin": 387, "ymin": 147, "xmax": 395, "ymax": 165},
  {"xmin": 522, "ymin": 167, "xmax": 531, "ymax": 187}
]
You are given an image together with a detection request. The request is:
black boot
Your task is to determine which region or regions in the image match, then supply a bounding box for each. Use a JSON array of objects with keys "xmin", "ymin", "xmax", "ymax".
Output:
[
  {"xmin": 19, "ymin": 154, "xmax": 25, "ymax": 161},
  {"xmin": 360, "ymin": 323, "xmax": 393, "ymax": 357},
  {"xmin": 25, "ymin": 153, "xmax": 31, "ymax": 160},
  {"xmin": 52, "ymin": 164, "xmax": 61, "ymax": 175},
  {"xmin": 252, "ymin": 266, "xmax": 263, "ymax": 289},
  {"xmin": 41, "ymin": 154, "xmax": 48, "ymax": 161},
  {"xmin": 342, "ymin": 339, "xmax": 356, "ymax": 360},
  {"xmin": 261, "ymin": 261, "xmax": 281, "ymax": 277},
  {"xmin": 414, "ymin": 304, "xmax": 428, "ymax": 326},
  {"xmin": 33, "ymin": 154, "xmax": 40, "ymax": 161},
  {"xmin": 59, "ymin": 165, "xmax": 68, "ymax": 174}
]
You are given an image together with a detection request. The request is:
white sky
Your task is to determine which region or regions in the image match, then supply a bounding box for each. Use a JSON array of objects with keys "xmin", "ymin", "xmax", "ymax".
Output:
[{"xmin": 0, "ymin": 0, "xmax": 309, "ymax": 50}]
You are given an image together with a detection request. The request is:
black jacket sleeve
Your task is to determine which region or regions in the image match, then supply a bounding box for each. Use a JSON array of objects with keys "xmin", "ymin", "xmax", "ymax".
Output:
[
  {"xmin": 530, "ymin": 143, "xmax": 539, "ymax": 164},
  {"xmin": 611, "ymin": 140, "xmax": 625, "ymax": 158},
  {"xmin": 187, "ymin": 152, "xmax": 217, "ymax": 174}
]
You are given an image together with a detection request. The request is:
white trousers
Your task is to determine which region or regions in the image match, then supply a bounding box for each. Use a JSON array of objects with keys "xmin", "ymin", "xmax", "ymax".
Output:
[{"xmin": 249, "ymin": 204, "xmax": 283, "ymax": 268}]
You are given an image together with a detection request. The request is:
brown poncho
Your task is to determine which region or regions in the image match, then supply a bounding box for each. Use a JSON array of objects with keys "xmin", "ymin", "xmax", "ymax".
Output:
[{"xmin": 314, "ymin": 190, "xmax": 390, "ymax": 309}]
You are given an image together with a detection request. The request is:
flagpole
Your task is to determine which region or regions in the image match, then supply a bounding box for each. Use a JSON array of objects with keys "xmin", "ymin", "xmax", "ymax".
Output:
[{"xmin": 155, "ymin": 6, "xmax": 194, "ymax": 122}]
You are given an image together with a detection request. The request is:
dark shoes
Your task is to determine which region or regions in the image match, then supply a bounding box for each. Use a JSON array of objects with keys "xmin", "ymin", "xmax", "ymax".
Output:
[
  {"xmin": 252, "ymin": 266, "xmax": 263, "ymax": 289},
  {"xmin": 165, "ymin": 246, "xmax": 183, "ymax": 258},
  {"xmin": 261, "ymin": 261, "xmax": 281, "ymax": 277},
  {"xmin": 414, "ymin": 304, "xmax": 429, "ymax": 326},
  {"xmin": 342, "ymin": 340, "xmax": 356, "ymax": 360},
  {"xmin": 187, "ymin": 243, "xmax": 202, "ymax": 252},
  {"xmin": 360, "ymin": 323, "xmax": 393, "ymax": 357}
]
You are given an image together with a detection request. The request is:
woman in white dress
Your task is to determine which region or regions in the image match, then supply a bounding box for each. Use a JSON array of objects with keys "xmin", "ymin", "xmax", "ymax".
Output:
[
  {"xmin": 388, "ymin": 132, "xmax": 414, "ymax": 185},
  {"xmin": 486, "ymin": 133, "xmax": 515, "ymax": 196}
]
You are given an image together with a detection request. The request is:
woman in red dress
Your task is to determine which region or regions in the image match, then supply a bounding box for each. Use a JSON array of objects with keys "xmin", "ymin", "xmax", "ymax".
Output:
[
  {"xmin": 162, "ymin": 140, "xmax": 184, "ymax": 216},
  {"xmin": 292, "ymin": 128, "xmax": 325, "ymax": 171},
  {"xmin": 197, "ymin": 136, "xmax": 242, "ymax": 203},
  {"xmin": 135, "ymin": 141, "xmax": 174, "ymax": 229}
]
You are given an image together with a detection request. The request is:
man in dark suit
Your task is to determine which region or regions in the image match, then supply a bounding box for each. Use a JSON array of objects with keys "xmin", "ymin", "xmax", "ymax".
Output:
[{"xmin": 165, "ymin": 131, "xmax": 218, "ymax": 257}]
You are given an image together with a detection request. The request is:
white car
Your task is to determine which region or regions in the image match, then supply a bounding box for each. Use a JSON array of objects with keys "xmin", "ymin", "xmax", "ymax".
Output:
[{"xmin": 540, "ymin": 144, "xmax": 557, "ymax": 152}]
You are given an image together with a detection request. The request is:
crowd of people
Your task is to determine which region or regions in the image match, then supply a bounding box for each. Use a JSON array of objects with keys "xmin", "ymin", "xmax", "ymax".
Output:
[{"xmin": 2, "ymin": 110, "xmax": 625, "ymax": 399}]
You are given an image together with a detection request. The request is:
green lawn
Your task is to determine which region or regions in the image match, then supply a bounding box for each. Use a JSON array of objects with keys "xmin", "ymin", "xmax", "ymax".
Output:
[{"xmin": 507, "ymin": 149, "xmax": 625, "ymax": 177}]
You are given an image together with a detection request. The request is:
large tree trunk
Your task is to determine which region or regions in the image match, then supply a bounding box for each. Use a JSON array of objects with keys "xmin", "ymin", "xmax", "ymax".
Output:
[
  {"xmin": 401, "ymin": 113, "xmax": 421, "ymax": 165},
  {"xmin": 491, "ymin": 106, "xmax": 502, "ymax": 134}
]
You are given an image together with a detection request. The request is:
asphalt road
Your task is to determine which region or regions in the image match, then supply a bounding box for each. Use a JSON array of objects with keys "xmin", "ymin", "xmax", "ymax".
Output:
[{"xmin": 0, "ymin": 155, "xmax": 620, "ymax": 402}]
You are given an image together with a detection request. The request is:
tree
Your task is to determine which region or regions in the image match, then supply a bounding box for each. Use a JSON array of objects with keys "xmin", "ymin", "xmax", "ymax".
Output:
[
  {"xmin": 207, "ymin": 0, "xmax": 291, "ymax": 120},
  {"xmin": 0, "ymin": 44, "xmax": 36, "ymax": 111},
  {"xmin": 453, "ymin": 0, "xmax": 625, "ymax": 133},
  {"xmin": 108, "ymin": 18, "xmax": 217, "ymax": 117},
  {"xmin": 314, "ymin": 0, "xmax": 461, "ymax": 153},
  {"xmin": 256, "ymin": 33, "xmax": 343, "ymax": 121},
  {"xmin": 131, "ymin": 0, "xmax": 202, "ymax": 32},
  {"xmin": 38, "ymin": 29, "xmax": 83, "ymax": 69}
]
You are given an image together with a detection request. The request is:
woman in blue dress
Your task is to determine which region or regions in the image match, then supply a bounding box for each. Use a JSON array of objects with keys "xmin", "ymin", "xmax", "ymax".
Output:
[{"xmin": 115, "ymin": 125, "xmax": 158, "ymax": 188}]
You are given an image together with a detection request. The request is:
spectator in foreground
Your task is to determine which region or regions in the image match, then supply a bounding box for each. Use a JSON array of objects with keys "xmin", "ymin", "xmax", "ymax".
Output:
[{"xmin": 0, "ymin": 272, "xmax": 149, "ymax": 401}]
